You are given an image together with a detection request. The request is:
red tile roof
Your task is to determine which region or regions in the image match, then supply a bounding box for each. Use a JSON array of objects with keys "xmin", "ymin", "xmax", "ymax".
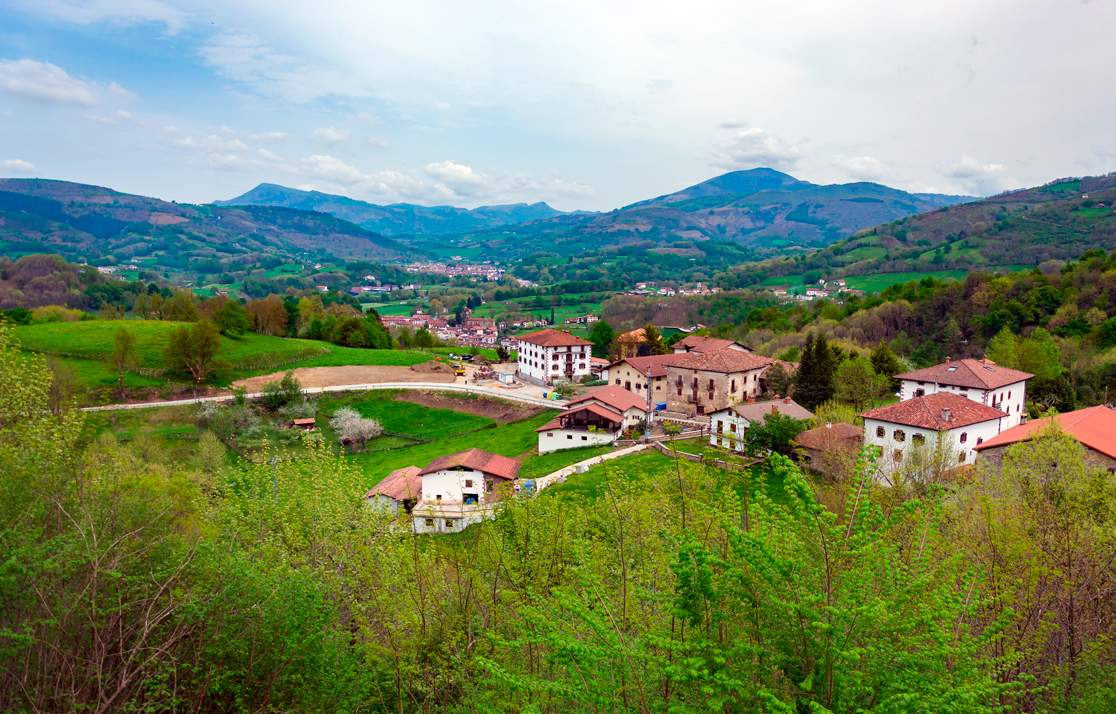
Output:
[
  {"xmin": 668, "ymin": 347, "xmax": 775, "ymax": 374},
  {"xmin": 608, "ymin": 353, "xmax": 688, "ymax": 377},
  {"xmin": 419, "ymin": 448, "xmax": 522, "ymax": 481},
  {"xmin": 794, "ymin": 423, "xmax": 864, "ymax": 450},
  {"xmin": 859, "ymin": 392, "xmax": 1008, "ymax": 430},
  {"xmin": 516, "ymin": 329, "xmax": 593, "ymax": 347},
  {"xmin": 566, "ymin": 385, "xmax": 647, "ymax": 413},
  {"xmin": 673, "ymin": 335, "xmax": 747, "ymax": 353},
  {"xmin": 365, "ymin": 466, "xmax": 422, "ymax": 501},
  {"xmin": 714, "ymin": 397, "xmax": 814, "ymax": 424},
  {"xmin": 615, "ymin": 328, "xmax": 647, "ymax": 343},
  {"xmin": 972, "ymin": 405, "xmax": 1116, "ymax": 459},
  {"xmin": 895, "ymin": 358, "xmax": 1033, "ymax": 390}
]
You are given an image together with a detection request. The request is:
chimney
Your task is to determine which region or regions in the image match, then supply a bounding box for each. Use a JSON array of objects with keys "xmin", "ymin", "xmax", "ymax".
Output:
[
  {"xmin": 771, "ymin": 405, "xmax": 779, "ymax": 414},
  {"xmin": 784, "ymin": 396, "xmax": 792, "ymax": 404},
  {"xmin": 747, "ymin": 396, "xmax": 755, "ymax": 404},
  {"xmin": 946, "ymin": 356, "xmax": 951, "ymax": 363},
  {"xmin": 773, "ymin": 394, "xmax": 781, "ymax": 400},
  {"xmin": 941, "ymin": 408, "xmax": 951, "ymax": 422}
]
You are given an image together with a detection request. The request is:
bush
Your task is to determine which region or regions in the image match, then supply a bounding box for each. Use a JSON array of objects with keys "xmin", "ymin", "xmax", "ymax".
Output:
[
  {"xmin": 551, "ymin": 379, "xmax": 578, "ymax": 397},
  {"xmin": 329, "ymin": 407, "xmax": 383, "ymax": 445},
  {"xmin": 260, "ymin": 371, "xmax": 303, "ymax": 410}
]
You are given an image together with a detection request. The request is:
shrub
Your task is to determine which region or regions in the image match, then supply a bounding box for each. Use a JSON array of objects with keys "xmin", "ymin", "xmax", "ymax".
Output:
[
  {"xmin": 329, "ymin": 407, "xmax": 383, "ymax": 445},
  {"xmin": 260, "ymin": 371, "xmax": 303, "ymax": 410}
]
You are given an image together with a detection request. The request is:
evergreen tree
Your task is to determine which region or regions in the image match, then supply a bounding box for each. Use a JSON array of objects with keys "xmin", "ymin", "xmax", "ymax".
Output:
[
  {"xmin": 813, "ymin": 331, "xmax": 837, "ymax": 407},
  {"xmin": 870, "ymin": 339, "xmax": 905, "ymax": 391},
  {"xmin": 643, "ymin": 323, "xmax": 668, "ymax": 355},
  {"xmin": 589, "ymin": 320, "xmax": 615, "ymax": 359},
  {"xmin": 794, "ymin": 332, "xmax": 817, "ymax": 406}
]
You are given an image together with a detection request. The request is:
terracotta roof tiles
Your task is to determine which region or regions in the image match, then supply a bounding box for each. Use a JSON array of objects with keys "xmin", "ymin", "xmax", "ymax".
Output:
[
  {"xmin": 419, "ymin": 448, "xmax": 522, "ymax": 481},
  {"xmin": 859, "ymin": 392, "xmax": 1008, "ymax": 431},
  {"xmin": 895, "ymin": 358, "xmax": 1033, "ymax": 390},
  {"xmin": 516, "ymin": 329, "xmax": 593, "ymax": 347},
  {"xmin": 794, "ymin": 423, "xmax": 864, "ymax": 451},
  {"xmin": 607, "ymin": 353, "xmax": 688, "ymax": 377},
  {"xmin": 973, "ymin": 405, "xmax": 1116, "ymax": 459},
  {"xmin": 365, "ymin": 466, "xmax": 422, "ymax": 501},
  {"xmin": 668, "ymin": 347, "xmax": 775, "ymax": 374},
  {"xmin": 566, "ymin": 385, "xmax": 647, "ymax": 413}
]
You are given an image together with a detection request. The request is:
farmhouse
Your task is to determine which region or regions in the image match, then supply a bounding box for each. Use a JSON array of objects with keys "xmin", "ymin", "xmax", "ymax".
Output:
[
  {"xmin": 364, "ymin": 466, "xmax": 422, "ymax": 514},
  {"xmin": 614, "ymin": 328, "xmax": 648, "ymax": 359},
  {"xmin": 664, "ymin": 348, "xmax": 776, "ymax": 417},
  {"xmin": 515, "ymin": 329, "xmax": 593, "ymax": 385},
  {"xmin": 536, "ymin": 386, "xmax": 648, "ymax": 453},
  {"xmin": 973, "ymin": 405, "xmax": 1116, "ymax": 472},
  {"xmin": 794, "ymin": 423, "xmax": 865, "ymax": 477},
  {"xmin": 607, "ymin": 353, "xmax": 687, "ymax": 403},
  {"xmin": 895, "ymin": 358, "xmax": 1032, "ymax": 429},
  {"xmin": 859, "ymin": 392, "xmax": 1010, "ymax": 472},
  {"xmin": 707, "ymin": 397, "xmax": 813, "ymax": 452},
  {"xmin": 410, "ymin": 448, "xmax": 522, "ymax": 534},
  {"xmin": 673, "ymin": 335, "xmax": 752, "ymax": 354}
]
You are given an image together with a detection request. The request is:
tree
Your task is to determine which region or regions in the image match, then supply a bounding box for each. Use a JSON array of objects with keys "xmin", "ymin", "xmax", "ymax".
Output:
[
  {"xmin": 163, "ymin": 321, "xmax": 226, "ymax": 395},
  {"xmin": 107, "ymin": 327, "xmax": 139, "ymax": 401},
  {"xmin": 764, "ymin": 361, "xmax": 793, "ymax": 398},
  {"xmin": 589, "ymin": 320, "xmax": 615, "ymax": 359},
  {"xmin": 642, "ymin": 323, "xmax": 668, "ymax": 355},
  {"xmin": 869, "ymin": 339, "xmax": 905, "ymax": 391},
  {"xmin": 215, "ymin": 299, "xmax": 250, "ymax": 336},
  {"xmin": 1098, "ymin": 317, "xmax": 1116, "ymax": 350},
  {"xmin": 414, "ymin": 327, "xmax": 435, "ymax": 349},
  {"xmin": 794, "ymin": 331, "xmax": 836, "ymax": 410},
  {"xmin": 835, "ymin": 357, "xmax": 889, "ymax": 411},
  {"xmin": 987, "ymin": 327, "xmax": 1019, "ymax": 367},
  {"xmin": 260, "ymin": 371, "xmax": 303, "ymax": 410},
  {"xmin": 329, "ymin": 406, "xmax": 384, "ymax": 448},
  {"xmin": 745, "ymin": 411, "xmax": 807, "ymax": 456}
]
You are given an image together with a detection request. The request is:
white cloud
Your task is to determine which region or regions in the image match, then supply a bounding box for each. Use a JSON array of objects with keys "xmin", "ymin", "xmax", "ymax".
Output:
[
  {"xmin": 713, "ymin": 127, "xmax": 802, "ymax": 171},
  {"xmin": 12, "ymin": 0, "xmax": 186, "ymax": 34},
  {"xmin": 830, "ymin": 155, "xmax": 889, "ymax": 182},
  {"xmin": 84, "ymin": 107, "xmax": 134, "ymax": 125},
  {"xmin": 311, "ymin": 126, "xmax": 347, "ymax": 146},
  {"xmin": 0, "ymin": 59, "xmax": 97, "ymax": 105},
  {"xmin": 251, "ymin": 131, "xmax": 294, "ymax": 143},
  {"xmin": 936, "ymin": 154, "xmax": 1009, "ymax": 196},
  {"xmin": 2, "ymin": 159, "xmax": 36, "ymax": 172},
  {"xmin": 368, "ymin": 136, "xmax": 390, "ymax": 149},
  {"xmin": 257, "ymin": 148, "xmax": 286, "ymax": 162},
  {"xmin": 298, "ymin": 155, "xmax": 367, "ymax": 185},
  {"xmin": 199, "ymin": 34, "xmax": 365, "ymax": 103},
  {"xmin": 174, "ymin": 134, "xmax": 249, "ymax": 152},
  {"xmin": 424, "ymin": 160, "xmax": 487, "ymax": 197}
]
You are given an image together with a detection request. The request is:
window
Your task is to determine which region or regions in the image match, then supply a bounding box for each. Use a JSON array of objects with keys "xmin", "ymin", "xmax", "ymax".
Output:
[
  {"xmin": 717, "ymin": 420, "xmax": 724, "ymax": 432},
  {"xmin": 976, "ymin": 437, "xmax": 983, "ymax": 445},
  {"xmin": 730, "ymin": 423, "xmax": 736, "ymax": 433},
  {"xmin": 915, "ymin": 389, "xmax": 925, "ymax": 397},
  {"xmin": 436, "ymin": 494, "xmax": 442, "ymax": 501},
  {"xmin": 959, "ymin": 432, "xmax": 967, "ymax": 444},
  {"xmin": 958, "ymin": 451, "xmax": 966, "ymax": 463},
  {"xmin": 893, "ymin": 449, "xmax": 903, "ymax": 462},
  {"xmin": 717, "ymin": 437, "xmax": 722, "ymax": 446},
  {"xmin": 465, "ymin": 479, "xmax": 473, "ymax": 487},
  {"xmin": 486, "ymin": 480, "xmax": 493, "ymax": 492},
  {"xmin": 731, "ymin": 379, "xmax": 736, "ymax": 393},
  {"xmin": 893, "ymin": 430, "xmax": 906, "ymax": 442},
  {"xmin": 913, "ymin": 434, "xmax": 925, "ymax": 445},
  {"xmin": 445, "ymin": 519, "xmax": 454, "ymax": 529},
  {"xmin": 547, "ymin": 432, "xmax": 553, "ymax": 437},
  {"xmin": 615, "ymin": 379, "xmax": 620, "ymax": 385},
  {"xmin": 708, "ymin": 379, "xmax": 715, "ymax": 391},
  {"xmin": 876, "ymin": 426, "xmax": 885, "ymax": 437},
  {"xmin": 581, "ymin": 435, "xmax": 588, "ymax": 441},
  {"xmin": 567, "ymin": 434, "xmax": 573, "ymax": 439},
  {"xmin": 1008, "ymin": 391, "xmax": 1011, "ymax": 399},
  {"xmin": 424, "ymin": 518, "xmax": 434, "ymax": 527}
]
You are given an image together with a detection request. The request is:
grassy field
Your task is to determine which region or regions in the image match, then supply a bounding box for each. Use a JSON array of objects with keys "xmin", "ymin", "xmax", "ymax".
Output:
[
  {"xmin": 758, "ymin": 268, "xmax": 1030, "ymax": 294},
  {"xmin": 332, "ymin": 390, "xmax": 496, "ymax": 440}
]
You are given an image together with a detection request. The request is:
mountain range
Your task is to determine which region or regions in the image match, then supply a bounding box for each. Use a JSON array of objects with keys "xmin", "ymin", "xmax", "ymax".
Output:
[
  {"xmin": 215, "ymin": 169, "xmax": 976, "ymax": 261},
  {"xmin": 214, "ymin": 184, "xmax": 577, "ymax": 236}
]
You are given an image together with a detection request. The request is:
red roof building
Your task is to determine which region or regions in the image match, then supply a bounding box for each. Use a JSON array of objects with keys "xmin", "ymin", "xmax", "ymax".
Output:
[
  {"xmin": 973, "ymin": 405, "xmax": 1116, "ymax": 471},
  {"xmin": 895, "ymin": 357, "xmax": 1032, "ymax": 429}
]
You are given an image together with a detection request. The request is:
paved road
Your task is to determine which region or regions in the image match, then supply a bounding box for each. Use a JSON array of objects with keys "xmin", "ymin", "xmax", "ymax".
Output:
[{"xmin": 82, "ymin": 381, "xmax": 567, "ymax": 412}]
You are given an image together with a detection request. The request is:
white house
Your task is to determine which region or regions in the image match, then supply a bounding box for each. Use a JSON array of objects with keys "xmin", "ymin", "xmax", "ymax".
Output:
[
  {"xmin": 859, "ymin": 392, "xmax": 1010, "ymax": 475},
  {"xmin": 707, "ymin": 397, "xmax": 813, "ymax": 452},
  {"xmin": 515, "ymin": 329, "xmax": 594, "ymax": 385},
  {"xmin": 364, "ymin": 466, "xmax": 422, "ymax": 514},
  {"xmin": 410, "ymin": 448, "xmax": 522, "ymax": 534},
  {"xmin": 894, "ymin": 357, "xmax": 1032, "ymax": 429},
  {"xmin": 536, "ymin": 386, "xmax": 648, "ymax": 453}
]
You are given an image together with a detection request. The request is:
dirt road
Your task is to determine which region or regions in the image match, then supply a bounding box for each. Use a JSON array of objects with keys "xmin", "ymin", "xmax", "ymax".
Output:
[{"xmin": 232, "ymin": 363, "xmax": 456, "ymax": 392}]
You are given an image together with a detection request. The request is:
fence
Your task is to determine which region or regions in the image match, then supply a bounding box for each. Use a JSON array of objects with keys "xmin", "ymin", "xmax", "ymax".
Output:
[{"xmin": 232, "ymin": 347, "xmax": 331, "ymax": 371}]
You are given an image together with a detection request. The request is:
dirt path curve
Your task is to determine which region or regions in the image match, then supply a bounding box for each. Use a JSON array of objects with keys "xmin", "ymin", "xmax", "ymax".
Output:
[{"xmin": 231, "ymin": 364, "xmax": 456, "ymax": 392}]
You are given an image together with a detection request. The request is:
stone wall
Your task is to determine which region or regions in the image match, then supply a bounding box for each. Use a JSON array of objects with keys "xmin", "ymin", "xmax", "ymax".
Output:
[{"xmin": 664, "ymin": 366, "xmax": 760, "ymax": 418}]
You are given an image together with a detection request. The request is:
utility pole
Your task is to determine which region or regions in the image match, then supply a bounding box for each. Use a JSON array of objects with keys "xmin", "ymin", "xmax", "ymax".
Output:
[{"xmin": 645, "ymin": 366, "xmax": 654, "ymax": 436}]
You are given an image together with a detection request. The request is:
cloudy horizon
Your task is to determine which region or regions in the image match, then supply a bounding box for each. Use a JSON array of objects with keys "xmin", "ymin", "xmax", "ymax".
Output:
[{"xmin": 1, "ymin": 0, "xmax": 1113, "ymax": 211}]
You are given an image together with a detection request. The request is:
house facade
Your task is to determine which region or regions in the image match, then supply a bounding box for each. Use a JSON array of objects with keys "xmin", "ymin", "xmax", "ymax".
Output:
[
  {"xmin": 664, "ymin": 348, "xmax": 776, "ymax": 417},
  {"xmin": 859, "ymin": 392, "xmax": 1010, "ymax": 473},
  {"xmin": 895, "ymin": 358, "xmax": 1032, "ymax": 429},
  {"xmin": 515, "ymin": 329, "xmax": 593, "ymax": 385},
  {"xmin": 536, "ymin": 386, "xmax": 648, "ymax": 453},
  {"xmin": 614, "ymin": 328, "xmax": 648, "ymax": 359},
  {"xmin": 607, "ymin": 354, "xmax": 687, "ymax": 404},
  {"xmin": 707, "ymin": 397, "xmax": 813, "ymax": 452},
  {"xmin": 410, "ymin": 448, "xmax": 522, "ymax": 534}
]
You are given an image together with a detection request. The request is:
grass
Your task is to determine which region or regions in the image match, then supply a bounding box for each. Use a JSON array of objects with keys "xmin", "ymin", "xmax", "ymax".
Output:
[
  {"xmin": 334, "ymin": 390, "xmax": 496, "ymax": 440},
  {"xmin": 517, "ymin": 444, "xmax": 621, "ymax": 480}
]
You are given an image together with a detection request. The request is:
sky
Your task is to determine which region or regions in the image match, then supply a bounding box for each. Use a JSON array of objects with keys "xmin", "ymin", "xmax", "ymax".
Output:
[{"xmin": 0, "ymin": 1, "xmax": 1114, "ymax": 212}]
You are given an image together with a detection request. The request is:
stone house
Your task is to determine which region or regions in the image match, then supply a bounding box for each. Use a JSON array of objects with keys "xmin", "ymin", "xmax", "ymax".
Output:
[
  {"xmin": 607, "ymin": 353, "xmax": 688, "ymax": 404},
  {"xmin": 364, "ymin": 466, "xmax": 422, "ymax": 514},
  {"xmin": 973, "ymin": 405, "xmax": 1116, "ymax": 472},
  {"xmin": 664, "ymin": 348, "xmax": 776, "ymax": 417}
]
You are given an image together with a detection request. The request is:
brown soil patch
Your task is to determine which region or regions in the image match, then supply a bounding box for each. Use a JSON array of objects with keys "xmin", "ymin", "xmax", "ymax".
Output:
[
  {"xmin": 393, "ymin": 390, "xmax": 546, "ymax": 423},
  {"xmin": 232, "ymin": 363, "xmax": 456, "ymax": 392},
  {"xmin": 408, "ymin": 360, "xmax": 457, "ymax": 375}
]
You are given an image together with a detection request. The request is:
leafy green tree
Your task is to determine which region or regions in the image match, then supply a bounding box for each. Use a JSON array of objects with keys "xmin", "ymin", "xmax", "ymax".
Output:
[
  {"xmin": 163, "ymin": 321, "xmax": 226, "ymax": 395},
  {"xmin": 414, "ymin": 327, "xmax": 435, "ymax": 349},
  {"xmin": 589, "ymin": 319, "xmax": 615, "ymax": 358},
  {"xmin": 260, "ymin": 371, "xmax": 303, "ymax": 410},
  {"xmin": 215, "ymin": 299, "xmax": 250, "ymax": 336},
  {"xmin": 870, "ymin": 339, "xmax": 905, "ymax": 390},
  {"xmin": 746, "ymin": 411, "xmax": 807, "ymax": 456},
  {"xmin": 835, "ymin": 356, "xmax": 888, "ymax": 411},
  {"xmin": 987, "ymin": 326, "xmax": 1019, "ymax": 367},
  {"xmin": 1098, "ymin": 317, "xmax": 1116, "ymax": 350},
  {"xmin": 106, "ymin": 326, "xmax": 139, "ymax": 401},
  {"xmin": 642, "ymin": 322, "xmax": 668, "ymax": 355}
]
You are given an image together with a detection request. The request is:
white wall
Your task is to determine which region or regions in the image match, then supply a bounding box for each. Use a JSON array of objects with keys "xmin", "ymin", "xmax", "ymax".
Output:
[
  {"xmin": 899, "ymin": 379, "xmax": 1026, "ymax": 428},
  {"xmin": 709, "ymin": 409, "xmax": 749, "ymax": 452},
  {"xmin": 863, "ymin": 417, "xmax": 1004, "ymax": 471},
  {"xmin": 538, "ymin": 428, "xmax": 615, "ymax": 453},
  {"xmin": 413, "ymin": 510, "xmax": 488, "ymax": 534},
  {"xmin": 420, "ymin": 468, "xmax": 491, "ymax": 505},
  {"xmin": 517, "ymin": 342, "xmax": 592, "ymax": 384}
]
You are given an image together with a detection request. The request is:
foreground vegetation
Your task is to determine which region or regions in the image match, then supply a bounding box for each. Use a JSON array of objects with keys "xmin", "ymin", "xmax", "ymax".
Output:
[{"xmin": 4, "ymin": 320, "xmax": 1116, "ymax": 712}]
